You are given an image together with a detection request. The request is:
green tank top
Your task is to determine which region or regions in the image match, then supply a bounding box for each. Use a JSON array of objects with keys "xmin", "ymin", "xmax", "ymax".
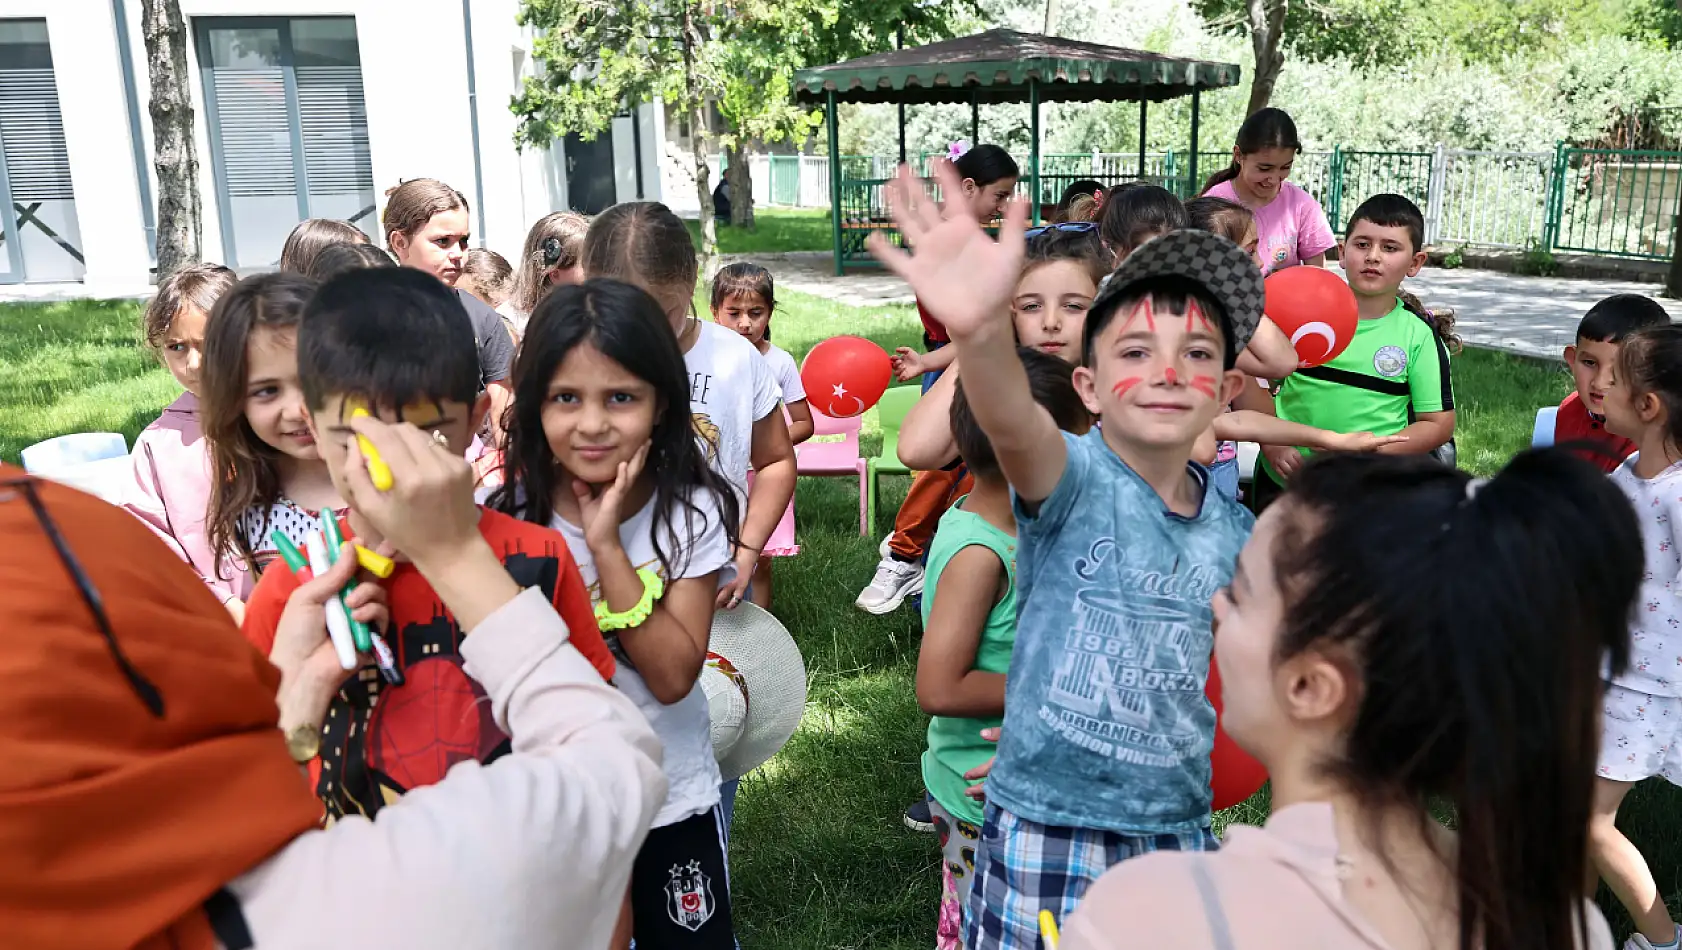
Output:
[{"xmin": 919, "ymin": 498, "xmax": 1017, "ymax": 827}]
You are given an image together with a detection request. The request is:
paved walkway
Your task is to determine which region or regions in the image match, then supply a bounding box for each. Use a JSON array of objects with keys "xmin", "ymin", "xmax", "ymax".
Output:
[{"xmin": 733, "ymin": 251, "xmax": 1682, "ymax": 362}]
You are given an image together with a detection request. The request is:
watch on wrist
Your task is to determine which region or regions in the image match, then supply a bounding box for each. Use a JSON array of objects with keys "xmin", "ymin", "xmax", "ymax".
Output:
[{"xmin": 284, "ymin": 721, "xmax": 321, "ymax": 763}]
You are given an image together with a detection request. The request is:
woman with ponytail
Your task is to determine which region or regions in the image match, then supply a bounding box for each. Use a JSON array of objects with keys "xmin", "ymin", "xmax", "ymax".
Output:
[
  {"xmin": 1063, "ymin": 449, "xmax": 1637, "ymax": 950},
  {"xmin": 1201, "ymin": 108, "xmax": 1336, "ymax": 275}
]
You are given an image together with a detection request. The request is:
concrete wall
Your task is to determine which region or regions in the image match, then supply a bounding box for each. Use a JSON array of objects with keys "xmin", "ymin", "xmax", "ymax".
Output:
[{"xmin": 5, "ymin": 0, "xmax": 662, "ymax": 285}]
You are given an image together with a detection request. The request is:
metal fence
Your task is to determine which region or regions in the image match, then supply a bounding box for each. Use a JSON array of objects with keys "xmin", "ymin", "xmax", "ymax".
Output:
[{"xmin": 724, "ymin": 144, "xmax": 1682, "ymax": 262}]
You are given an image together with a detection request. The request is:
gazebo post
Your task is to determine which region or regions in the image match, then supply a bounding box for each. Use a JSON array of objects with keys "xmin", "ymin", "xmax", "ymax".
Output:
[
  {"xmin": 827, "ymin": 89, "xmax": 843, "ymax": 277},
  {"xmin": 970, "ymin": 88, "xmax": 980, "ymax": 146},
  {"xmin": 1187, "ymin": 88, "xmax": 1201, "ymax": 198},
  {"xmin": 1137, "ymin": 99, "xmax": 1148, "ymax": 178},
  {"xmin": 1029, "ymin": 78, "xmax": 1041, "ymax": 224},
  {"xmin": 897, "ymin": 26, "xmax": 907, "ymax": 164}
]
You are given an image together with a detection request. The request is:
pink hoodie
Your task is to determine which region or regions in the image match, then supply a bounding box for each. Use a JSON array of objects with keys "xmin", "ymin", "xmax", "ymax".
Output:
[
  {"xmin": 1061, "ymin": 802, "xmax": 1613, "ymax": 950},
  {"xmin": 120, "ymin": 392, "xmax": 250, "ymax": 604}
]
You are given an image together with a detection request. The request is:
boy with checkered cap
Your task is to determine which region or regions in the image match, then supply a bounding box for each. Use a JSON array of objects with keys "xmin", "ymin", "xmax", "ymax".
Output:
[{"xmin": 868, "ymin": 164, "xmax": 1263, "ymax": 950}]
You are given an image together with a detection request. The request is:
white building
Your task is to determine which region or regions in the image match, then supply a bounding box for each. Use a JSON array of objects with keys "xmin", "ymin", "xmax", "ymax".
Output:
[{"xmin": 0, "ymin": 0, "xmax": 681, "ymax": 286}]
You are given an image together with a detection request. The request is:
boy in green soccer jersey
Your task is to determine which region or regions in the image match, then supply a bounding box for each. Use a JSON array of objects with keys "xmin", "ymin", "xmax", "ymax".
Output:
[{"xmin": 1252, "ymin": 194, "xmax": 1457, "ymax": 511}]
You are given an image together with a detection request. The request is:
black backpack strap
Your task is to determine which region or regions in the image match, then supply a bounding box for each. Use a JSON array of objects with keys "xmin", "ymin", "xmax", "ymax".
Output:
[
  {"xmin": 204, "ymin": 887, "xmax": 253, "ymax": 950},
  {"xmin": 1295, "ymin": 365, "xmax": 1410, "ymax": 398}
]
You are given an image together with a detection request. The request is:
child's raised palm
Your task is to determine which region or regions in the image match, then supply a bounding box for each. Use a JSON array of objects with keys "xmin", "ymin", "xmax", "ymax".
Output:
[{"xmin": 866, "ymin": 163, "xmax": 1027, "ymax": 340}]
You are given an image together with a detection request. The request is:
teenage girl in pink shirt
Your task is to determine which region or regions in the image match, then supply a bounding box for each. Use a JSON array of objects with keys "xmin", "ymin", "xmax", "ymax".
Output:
[{"xmin": 1201, "ymin": 108, "xmax": 1336, "ymax": 276}]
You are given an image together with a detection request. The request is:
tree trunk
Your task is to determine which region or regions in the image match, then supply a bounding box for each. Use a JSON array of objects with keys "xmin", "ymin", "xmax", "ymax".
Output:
[
  {"xmin": 141, "ymin": 0, "xmax": 201, "ymax": 279},
  {"xmin": 682, "ymin": 2, "xmax": 719, "ymax": 279},
  {"xmin": 726, "ymin": 140, "xmax": 754, "ymax": 229},
  {"xmin": 1043, "ymin": 0, "xmax": 1060, "ymax": 34},
  {"xmin": 1244, "ymin": 0, "xmax": 1287, "ymax": 117}
]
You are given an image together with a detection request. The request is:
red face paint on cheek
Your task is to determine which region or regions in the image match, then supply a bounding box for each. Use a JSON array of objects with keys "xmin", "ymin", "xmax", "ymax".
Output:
[
  {"xmin": 1112, "ymin": 377, "xmax": 1143, "ymax": 398},
  {"xmin": 1190, "ymin": 375, "xmax": 1218, "ymax": 399}
]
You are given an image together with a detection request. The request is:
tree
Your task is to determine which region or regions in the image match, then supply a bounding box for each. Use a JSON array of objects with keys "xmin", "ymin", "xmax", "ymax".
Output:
[
  {"xmin": 1241, "ymin": 0, "xmax": 1287, "ymax": 115},
  {"xmin": 516, "ymin": 0, "xmax": 727, "ymax": 274},
  {"xmin": 713, "ymin": 0, "xmax": 978, "ymax": 229},
  {"xmin": 140, "ymin": 0, "xmax": 200, "ymax": 279}
]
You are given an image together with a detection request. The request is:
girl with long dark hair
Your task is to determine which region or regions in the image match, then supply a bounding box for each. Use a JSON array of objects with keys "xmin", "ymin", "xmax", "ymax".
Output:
[{"xmin": 489, "ymin": 278, "xmax": 742, "ymax": 950}]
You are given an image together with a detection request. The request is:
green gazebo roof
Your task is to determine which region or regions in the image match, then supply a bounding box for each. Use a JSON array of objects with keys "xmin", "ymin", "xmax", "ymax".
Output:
[{"xmin": 793, "ymin": 29, "xmax": 1241, "ymax": 106}]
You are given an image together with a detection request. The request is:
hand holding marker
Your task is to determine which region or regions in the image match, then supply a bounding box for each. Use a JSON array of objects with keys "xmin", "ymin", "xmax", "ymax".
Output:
[
  {"xmin": 319, "ymin": 510, "xmax": 405, "ymax": 685},
  {"xmin": 319, "ymin": 512, "xmax": 373, "ymax": 652},
  {"xmin": 272, "ymin": 530, "xmax": 357, "ymax": 671}
]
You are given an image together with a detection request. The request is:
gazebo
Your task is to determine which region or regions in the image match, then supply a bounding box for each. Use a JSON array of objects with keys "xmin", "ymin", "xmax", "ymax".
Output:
[{"xmin": 793, "ymin": 29, "xmax": 1243, "ymax": 274}]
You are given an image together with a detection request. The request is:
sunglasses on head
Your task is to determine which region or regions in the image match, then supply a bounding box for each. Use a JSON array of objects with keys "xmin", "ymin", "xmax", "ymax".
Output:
[
  {"xmin": 3, "ymin": 475, "xmax": 164, "ymax": 716},
  {"xmin": 1024, "ymin": 221, "xmax": 1098, "ymax": 240}
]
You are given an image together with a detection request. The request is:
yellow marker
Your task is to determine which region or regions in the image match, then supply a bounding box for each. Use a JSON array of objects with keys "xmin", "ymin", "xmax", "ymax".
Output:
[
  {"xmin": 355, "ymin": 544, "xmax": 395, "ymax": 579},
  {"xmin": 350, "ymin": 406, "xmax": 394, "ymax": 490},
  {"xmin": 1038, "ymin": 910, "xmax": 1060, "ymax": 950}
]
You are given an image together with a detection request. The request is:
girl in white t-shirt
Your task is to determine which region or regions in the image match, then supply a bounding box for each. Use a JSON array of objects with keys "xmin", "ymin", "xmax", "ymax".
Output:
[
  {"xmin": 580, "ymin": 201, "xmax": 797, "ymax": 616},
  {"xmin": 489, "ymin": 278, "xmax": 742, "ymax": 950},
  {"xmin": 711, "ymin": 262, "xmax": 813, "ymax": 609}
]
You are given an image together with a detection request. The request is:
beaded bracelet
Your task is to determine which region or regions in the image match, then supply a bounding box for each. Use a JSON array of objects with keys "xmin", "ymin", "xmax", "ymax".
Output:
[{"xmin": 595, "ymin": 567, "xmax": 665, "ymax": 632}]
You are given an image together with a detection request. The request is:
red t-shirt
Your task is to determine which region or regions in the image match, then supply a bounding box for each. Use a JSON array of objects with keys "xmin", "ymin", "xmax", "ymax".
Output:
[
  {"xmin": 917, "ymin": 298, "xmax": 949, "ymax": 344},
  {"xmin": 241, "ymin": 507, "xmax": 613, "ymax": 821},
  {"xmin": 1554, "ymin": 391, "xmax": 1637, "ymax": 474}
]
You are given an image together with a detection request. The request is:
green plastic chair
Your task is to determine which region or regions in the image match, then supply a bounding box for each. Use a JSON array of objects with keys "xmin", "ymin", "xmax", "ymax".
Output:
[{"xmin": 866, "ymin": 385, "xmax": 922, "ymax": 534}]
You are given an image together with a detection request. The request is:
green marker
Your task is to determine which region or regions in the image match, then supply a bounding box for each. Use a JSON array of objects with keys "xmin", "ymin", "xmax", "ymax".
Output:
[
  {"xmin": 319, "ymin": 510, "xmax": 373, "ymax": 653},
  {"xmin": 271, "ymin": 530, "xmax": 309, "ymax": 575}
]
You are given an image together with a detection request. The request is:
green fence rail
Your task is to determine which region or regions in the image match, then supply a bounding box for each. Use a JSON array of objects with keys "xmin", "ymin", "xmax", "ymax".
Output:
[{"xmin": 711, "ymin": 145, "xmax": 1682, "ymax": 266}]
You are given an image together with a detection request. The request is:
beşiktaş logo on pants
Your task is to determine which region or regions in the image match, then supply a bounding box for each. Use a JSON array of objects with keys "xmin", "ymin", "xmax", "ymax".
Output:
[
  {"xmin": 1373, "ymin": 345, "xmax": 1408, "ymax": 378},
  {"xmin": 666, "ymin": 860, "xmax": 716, "ymax": 932}
]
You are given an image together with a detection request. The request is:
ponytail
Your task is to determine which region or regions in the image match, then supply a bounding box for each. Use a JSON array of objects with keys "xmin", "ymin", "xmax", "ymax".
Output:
[
  {"xmin": 1199, "ymin": 163, "xmax": 1241, "ymax": 195},
  {"xmin": 1399, "ymin": 290, "xmax": 1462, "ymax": 355},
  {"xmin": 1275, "ymin": 450, "xmax": 1641, "ymax": 950}
]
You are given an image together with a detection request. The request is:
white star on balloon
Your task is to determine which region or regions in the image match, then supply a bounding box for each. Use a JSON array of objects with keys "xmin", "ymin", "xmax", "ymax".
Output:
[{"xmin": 832, "ymin": 383, "xmax": 848, "ymax": 399}]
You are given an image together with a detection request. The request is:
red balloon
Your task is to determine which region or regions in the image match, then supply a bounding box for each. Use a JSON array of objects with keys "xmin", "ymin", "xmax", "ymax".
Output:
[
  {"xmin": 1206, "ymin": 659, "xmax": 1268, "ymax": 811},
  {"xmin": 801, "ymin": 336, "xmax": 892, "ymax": 418},
  {"xmin": 1264, "ymin": 265, "xmax": 1359, "ymax": 369}
]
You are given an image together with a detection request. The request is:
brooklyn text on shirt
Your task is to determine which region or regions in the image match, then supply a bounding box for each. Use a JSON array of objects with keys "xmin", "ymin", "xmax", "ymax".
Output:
[{"xmin": 1046, "ymin": 536, "xmax": 1225, "ymax": 769}]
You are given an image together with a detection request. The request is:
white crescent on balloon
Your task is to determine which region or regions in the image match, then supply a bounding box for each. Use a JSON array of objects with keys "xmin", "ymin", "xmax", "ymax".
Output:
[
  {"xmin": 829, "ymin": 382, "xmax": 865, "ymax": 418},
  {"xmin": 1290, "ymin": 321, "xmax": 1339, "ymax": 367}
]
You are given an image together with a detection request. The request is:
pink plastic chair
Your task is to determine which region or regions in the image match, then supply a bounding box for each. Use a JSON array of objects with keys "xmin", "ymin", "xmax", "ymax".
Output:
[{"xmin": 797, "ymin": 409, "xmax": 868, "ymax": 535}]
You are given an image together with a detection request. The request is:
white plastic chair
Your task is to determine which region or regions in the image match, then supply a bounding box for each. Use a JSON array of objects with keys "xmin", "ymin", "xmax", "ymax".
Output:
[
  {"xmin": 20, "ymin": 433, "xmax": 131, "ymax": 503},
  {"xmin": 1531, "ymin": 406, "xmax": 1559, "ymax": 449},
  {"xmin": 21, "ymin": 432, "xmax": 129, "ymax": 473}
]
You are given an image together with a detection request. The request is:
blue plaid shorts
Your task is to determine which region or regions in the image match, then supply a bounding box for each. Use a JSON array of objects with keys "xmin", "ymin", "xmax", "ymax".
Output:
[{"xmin": 962, "ymin": 804, "xmax": 1218, "ymax": 950}]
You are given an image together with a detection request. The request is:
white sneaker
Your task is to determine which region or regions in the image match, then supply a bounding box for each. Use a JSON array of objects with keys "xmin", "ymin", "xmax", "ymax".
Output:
[
  {"xmin": 856, "ymin": 556, "xmax": 924, "ymax": 614},
  {"xmin": 878, "ymin": 534, "xmax": 893, "ymax": 559},
  {"xmin": 1625, "ymin": 926, "xmax": 1682, "ymax": 950}
]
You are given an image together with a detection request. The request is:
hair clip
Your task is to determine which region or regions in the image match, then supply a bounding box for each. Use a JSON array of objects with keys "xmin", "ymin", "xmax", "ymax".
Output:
[
  {"xmin": 948, "ymin": 140, "xmax": 971, "ymax": 161},
  {"xmin": 541, "ymin": 236, "xmax": 563, "ymax": 267}
]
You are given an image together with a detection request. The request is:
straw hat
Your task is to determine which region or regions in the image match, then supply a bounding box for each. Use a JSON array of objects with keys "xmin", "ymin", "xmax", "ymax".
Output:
[{"xmin": 702, "ymin": 602, "xmax": 807, "ymax": 782}]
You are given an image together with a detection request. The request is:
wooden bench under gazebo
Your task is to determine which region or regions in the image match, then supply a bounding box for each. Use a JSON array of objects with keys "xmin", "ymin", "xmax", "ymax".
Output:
[{"xmin": 793, "ymin": 29, "xmax": 1243, "ymax": 274}]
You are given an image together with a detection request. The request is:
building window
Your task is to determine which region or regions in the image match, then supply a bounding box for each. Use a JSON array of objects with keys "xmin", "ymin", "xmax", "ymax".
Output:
[
  {"xmin": 196, "ymin": 16, "xmax": 374, "ymax": 268},
  {"xmin": 0, "ymin": 19, "xmax": 84, "ymax": 283}
]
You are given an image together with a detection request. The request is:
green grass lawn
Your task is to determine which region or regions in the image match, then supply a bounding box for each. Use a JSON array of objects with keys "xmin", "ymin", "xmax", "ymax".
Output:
[
  {"xmin": 686, "ymin": 207, "xmax": 835, "ymax": 256},
  {"xmin": 4, "ymin": 293, "xmax": 1680, "ymax": 946}
]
